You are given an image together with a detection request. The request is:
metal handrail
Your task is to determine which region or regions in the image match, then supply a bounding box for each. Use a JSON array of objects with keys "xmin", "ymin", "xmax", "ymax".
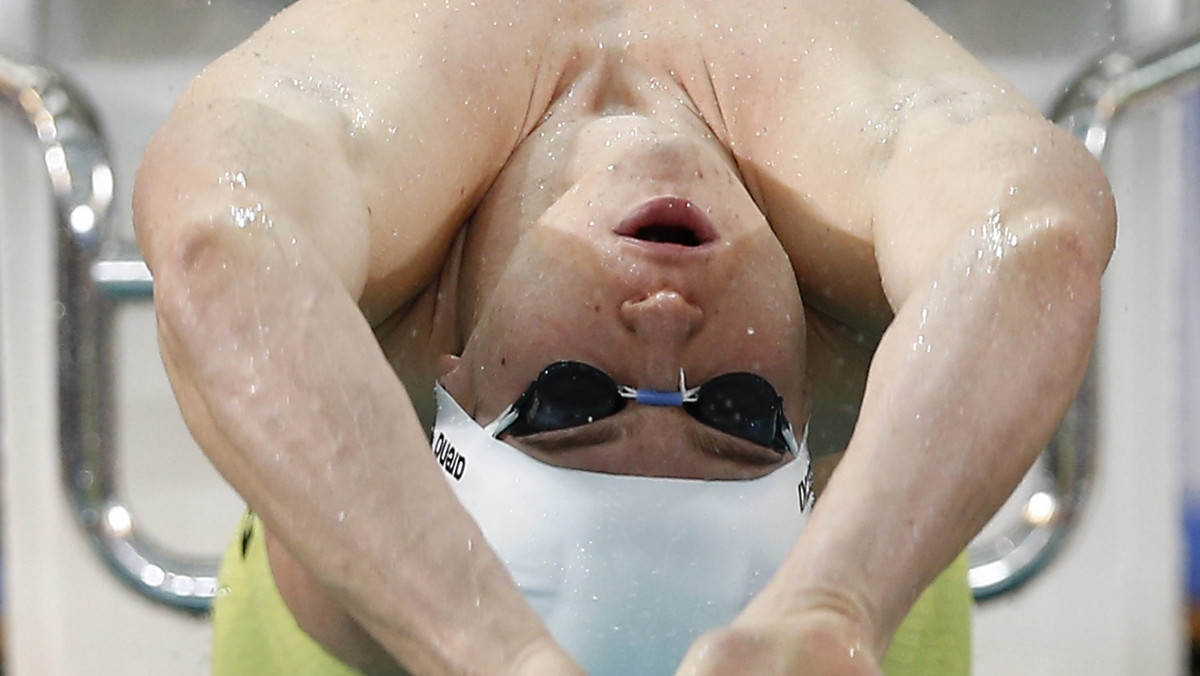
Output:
[
  {"xmin": 0, "ymin": 53, "xmax": 213, "ymax": 614},
  {"xmin": 1053, "ymin": 23, "xmax": 1200, "ymax": 159},
  {"xmin": 968, "ymin": 22, "xmax": 1200, "ymax": 600}
]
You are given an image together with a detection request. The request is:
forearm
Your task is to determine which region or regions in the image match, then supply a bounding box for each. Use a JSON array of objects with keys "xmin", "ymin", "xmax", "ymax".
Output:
[
  {"xmin": 742, "ymin": 219, "xmax": 1106, "ymax": 653},
  {"xmin": 150, "ymin": 214, "xmax": 563, "ymax": 675}
]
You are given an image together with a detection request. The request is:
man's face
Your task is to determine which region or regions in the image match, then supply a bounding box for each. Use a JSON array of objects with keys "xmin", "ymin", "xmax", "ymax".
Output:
[{"xmin": 443, "ymin": 113, "xmax": 807, "ymax": 480}]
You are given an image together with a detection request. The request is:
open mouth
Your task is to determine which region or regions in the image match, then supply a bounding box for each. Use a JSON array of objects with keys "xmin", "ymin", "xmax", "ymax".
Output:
[
  {"xmin": 616, "ymin": 197, "xmax": 718, "ymax": 248},
  {"xmin": 631, "ymin": 224, "xmax": 704, "ymax": 246}
]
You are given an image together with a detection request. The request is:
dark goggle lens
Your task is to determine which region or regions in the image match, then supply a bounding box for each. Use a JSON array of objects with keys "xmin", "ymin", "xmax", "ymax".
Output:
[
  {"xmin": 510, "ymin": 362, "xmax": 624, "ymax": 434},
  {"xmin": 504, "ymin": 362, "xmax": 790, "ymax": 453},
  {"xmin": 686, "ymin": 372, "xmax": 784, "ymax": 449}
]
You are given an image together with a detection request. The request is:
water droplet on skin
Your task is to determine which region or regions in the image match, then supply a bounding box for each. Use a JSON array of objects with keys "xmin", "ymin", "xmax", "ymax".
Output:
[
  {"xmin": 746, "ymin": 326, "xmax": 756, "ymax": 335},
  {"xmin": 220, "ymin": 171, "xmax": 247, "ymax": 189}
]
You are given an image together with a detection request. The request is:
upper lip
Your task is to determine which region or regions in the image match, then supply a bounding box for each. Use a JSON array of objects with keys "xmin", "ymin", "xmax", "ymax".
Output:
[{"xmin": 614, "ymin": 196, "xmax": 719, "ymax": 247}]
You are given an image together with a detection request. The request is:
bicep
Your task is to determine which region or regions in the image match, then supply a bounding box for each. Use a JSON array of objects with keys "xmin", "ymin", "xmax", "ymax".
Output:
[{"xmin": 137, "ymin": 0, "xmax": 552, "ymax": 315}]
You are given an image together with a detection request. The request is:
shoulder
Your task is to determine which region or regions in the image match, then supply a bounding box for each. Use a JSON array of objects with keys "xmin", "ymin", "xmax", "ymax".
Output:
[
  {"xmin": 145, "ymin": 0, "xmax": 586, "ymax": 321},
  {"xmin": 689, "ymin": 0, "xmax": 1051, "ymax": 327}
]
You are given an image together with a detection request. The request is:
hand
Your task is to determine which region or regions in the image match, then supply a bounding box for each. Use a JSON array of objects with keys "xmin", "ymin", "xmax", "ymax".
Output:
[
  {"xmin": 507, "ymin": 635, "xmax": 589, "ymax": 676},
  {"xmin": 673, "ymin": 608, "xmax": 884, "ymax": 676}
]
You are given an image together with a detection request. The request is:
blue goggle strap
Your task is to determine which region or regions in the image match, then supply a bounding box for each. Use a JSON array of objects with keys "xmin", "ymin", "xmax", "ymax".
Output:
[{"xmin": 617, "ymin": 368, "xmax": 700, "ymax": 407}]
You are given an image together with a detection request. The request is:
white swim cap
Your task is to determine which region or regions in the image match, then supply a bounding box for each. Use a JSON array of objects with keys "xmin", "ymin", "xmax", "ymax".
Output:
[{"xmin": 431, "ymin": 383, "xmax": 814, "ymax": 676}]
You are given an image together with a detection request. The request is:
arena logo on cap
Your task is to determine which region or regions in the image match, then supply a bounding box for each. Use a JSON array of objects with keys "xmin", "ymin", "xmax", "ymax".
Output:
[{"xmin": 431, "ymin": 432, "xmax": 467, "ymax": 480}]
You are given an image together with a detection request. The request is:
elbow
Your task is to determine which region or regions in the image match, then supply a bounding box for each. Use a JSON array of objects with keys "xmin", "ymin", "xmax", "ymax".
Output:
[
  {"xmin": 134, "ymin": 150, "xmax": 220, "ymax": 338},
  {"xmin": 144, "ymin": 217, "xmax": 246, "ymax": 352},
  {"xmin": 1042, "ymin": 219, "xmax": 1108, "ymax": 327},
  {"xmin": 1058, "ymin": 127, "xmax": 1117, "ymax": 280},
  {"xmin": 1023, "ymin": 120, "xmax": 1117, "ymax": 285},
  {"xmin": 1004, "ymin": 214, "xmax": 1110, "ymax": 379},
  {"xmin": 1029, "ymin": 172, "xmax": 1116, "ymax": 321},
  {"xmin": 135, "ymin": 163, "xmax": 295, "ymax": 349},
  {"xmin": 993, "ymin": 132, "xmax": 1117, "ymax": 328},
  {"xmin": 135, "ymin": 165, "xmax": 273, "ymax": 359}
]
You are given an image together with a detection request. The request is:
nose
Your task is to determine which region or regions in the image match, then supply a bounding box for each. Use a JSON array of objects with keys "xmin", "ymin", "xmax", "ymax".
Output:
[
  {"xmin": 620, "ymin": 289, "xmax": 704, "ymax": 341},
  {"xmin": 619, "ymin": 291, "xmax": 704, "ymax": 387}
]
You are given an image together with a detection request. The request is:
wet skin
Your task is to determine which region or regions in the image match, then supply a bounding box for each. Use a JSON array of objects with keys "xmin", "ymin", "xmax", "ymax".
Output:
[
  {"xmin": 134, "ymin": 0, "xmax": 1115, "ymax": 673},
  {"xmin": 440, "ymin": 108, "xmax": 809, "ymax": 480}
]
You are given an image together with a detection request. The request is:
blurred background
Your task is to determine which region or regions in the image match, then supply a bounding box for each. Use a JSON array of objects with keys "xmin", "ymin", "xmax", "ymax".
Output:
[{"xmin": 0, "ymin": 0, "xmax": 1193, "ymax": 673}]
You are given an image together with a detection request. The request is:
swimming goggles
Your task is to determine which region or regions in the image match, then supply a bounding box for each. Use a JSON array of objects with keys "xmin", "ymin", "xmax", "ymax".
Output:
[{"xmin": 484, "ymin": 360, "xmax": 799, "ymax": 456}]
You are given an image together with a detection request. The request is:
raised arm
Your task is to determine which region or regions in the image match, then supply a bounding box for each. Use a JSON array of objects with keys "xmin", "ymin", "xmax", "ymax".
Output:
[
  {"xmin": 758, "ymin": 109, "xmax": 1112, "ymax": 671},
  {"xmin": 824, "ymin": 105, "xmax": 1112, "ymax": 651},
  {"xmin": 678, "ymin": 0, "xmax": 1115, "ymax": 672},
  {"xmin": 134, "ymin": 1, "xmax": 580, "ymax": 673}
]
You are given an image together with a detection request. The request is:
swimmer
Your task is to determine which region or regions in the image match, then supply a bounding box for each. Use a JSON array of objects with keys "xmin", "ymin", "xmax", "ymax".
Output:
[{"xmin": 133, "ymin": 0, "xmax": 1115, "ymax": 674}]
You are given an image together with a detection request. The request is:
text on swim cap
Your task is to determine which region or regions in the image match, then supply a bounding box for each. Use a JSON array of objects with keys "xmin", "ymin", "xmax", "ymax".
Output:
[
  {"xmin": 797, "ymin": 462, "xmax": 814, "ymax": 513},
  {"xmin": 432, "ymin": 432, "xmax": 466, "ymax": 480}
]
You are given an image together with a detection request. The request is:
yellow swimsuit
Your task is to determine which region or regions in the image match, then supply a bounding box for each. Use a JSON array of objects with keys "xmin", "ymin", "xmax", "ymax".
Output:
[{"xmin": 212, "ymin": 512, "xmax": 972, "ymax": 676}]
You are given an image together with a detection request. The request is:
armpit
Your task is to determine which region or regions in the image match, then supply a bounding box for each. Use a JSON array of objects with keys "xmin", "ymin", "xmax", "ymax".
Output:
[{"xmin": 803, "ymin": 304, "xmax": 882, "ymax": 459}]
